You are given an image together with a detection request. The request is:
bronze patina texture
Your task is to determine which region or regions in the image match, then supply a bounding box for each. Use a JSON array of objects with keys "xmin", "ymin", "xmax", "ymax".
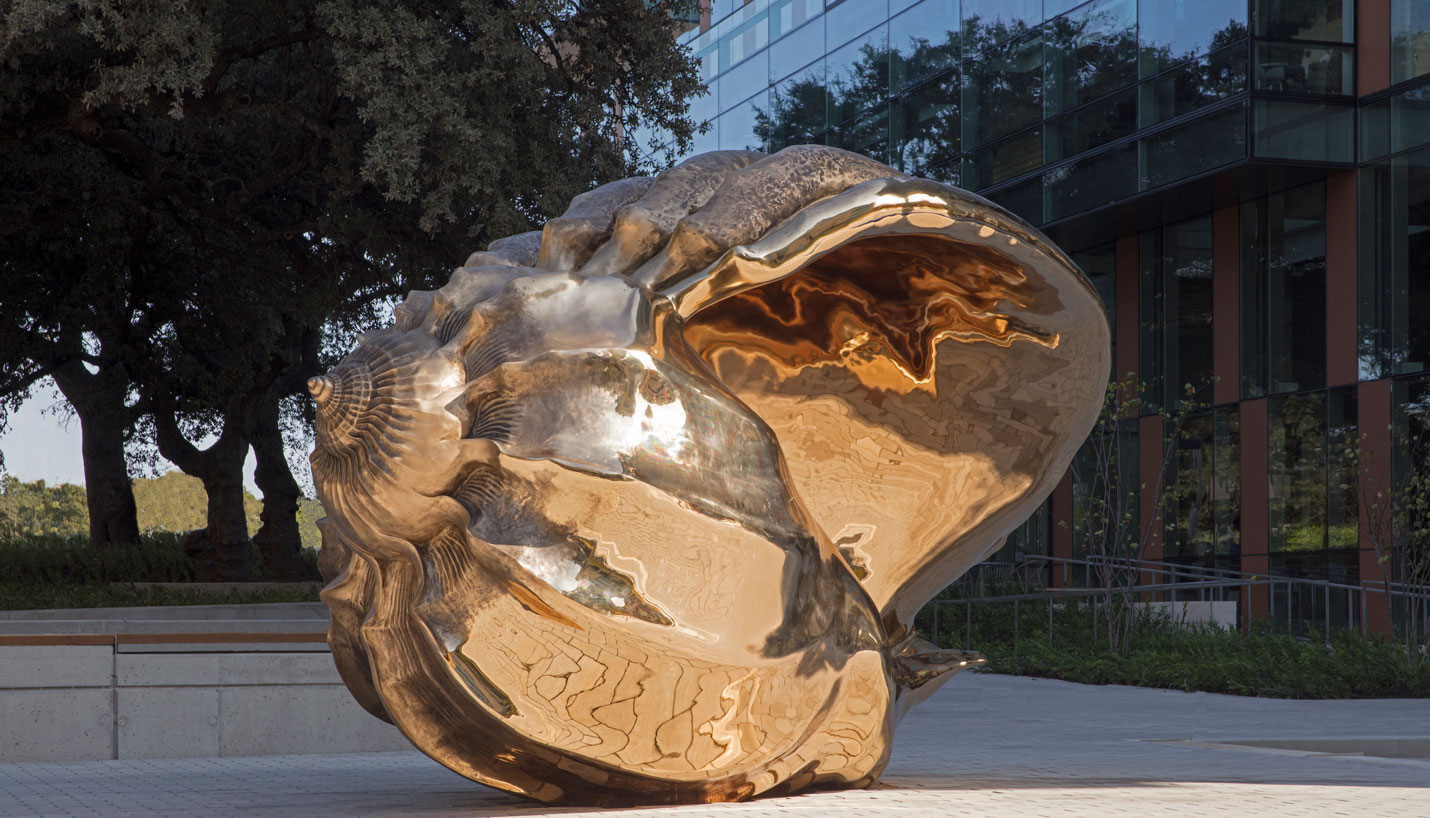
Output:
[{"xmin": 309, "ymin": 146, "xmax": 1110, "ymax": 805}]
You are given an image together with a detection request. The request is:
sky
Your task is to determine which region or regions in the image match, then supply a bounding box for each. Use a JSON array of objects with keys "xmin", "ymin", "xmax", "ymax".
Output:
[
  {"xmin": 1, "ymin": 386, "xmax": 86, "ymax": 485},
  {"xmin": 0, "ymin": 381, "xmax": 286, "ymax": 496}
]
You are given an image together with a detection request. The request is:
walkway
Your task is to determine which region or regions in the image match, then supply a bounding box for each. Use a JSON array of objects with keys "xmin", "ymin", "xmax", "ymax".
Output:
[{"xmin": 3, "ymin": 673, "xmax": 1426, "ymax": 817}]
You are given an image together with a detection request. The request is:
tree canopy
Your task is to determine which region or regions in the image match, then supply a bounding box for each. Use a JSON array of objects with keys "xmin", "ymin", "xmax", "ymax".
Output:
[{"xmin": 0, "ymin": 0, "xmax": 703, "ymax": 578}]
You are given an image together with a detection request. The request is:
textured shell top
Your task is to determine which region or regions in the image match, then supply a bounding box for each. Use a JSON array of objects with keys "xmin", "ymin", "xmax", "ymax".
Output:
[{"xmin": 309, "ymin": 146, "xmax": 1110, "ymax": 805}]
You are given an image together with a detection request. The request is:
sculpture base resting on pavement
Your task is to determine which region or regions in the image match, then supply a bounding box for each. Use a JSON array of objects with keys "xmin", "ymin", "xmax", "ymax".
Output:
[{"xmin": 308, "ymin": 146, "xmax": 1110, "ymax": 805}]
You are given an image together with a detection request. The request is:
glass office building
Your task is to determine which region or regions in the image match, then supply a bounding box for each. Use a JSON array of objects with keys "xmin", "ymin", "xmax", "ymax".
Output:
[{"xmin": 670, "ymin": 0, "xmax": 1430, "ymax": 633}]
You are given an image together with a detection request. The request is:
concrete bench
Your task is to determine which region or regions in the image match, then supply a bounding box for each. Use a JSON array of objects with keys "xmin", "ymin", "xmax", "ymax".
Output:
[{"xmin": 0, "ymin": 604, "xmax": 408, "ymax": 762}]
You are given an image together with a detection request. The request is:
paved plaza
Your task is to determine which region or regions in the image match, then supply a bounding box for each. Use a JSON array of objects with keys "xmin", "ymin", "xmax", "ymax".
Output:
[{"xmin": 2, "ymin": 672, "xmax": 1427, "ymax": 817}]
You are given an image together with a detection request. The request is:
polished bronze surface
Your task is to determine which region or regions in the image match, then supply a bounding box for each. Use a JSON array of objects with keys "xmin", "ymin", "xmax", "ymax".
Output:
[{"xmin": 309, "ymin": 146, "xmax": 1110, "ymax": 805}]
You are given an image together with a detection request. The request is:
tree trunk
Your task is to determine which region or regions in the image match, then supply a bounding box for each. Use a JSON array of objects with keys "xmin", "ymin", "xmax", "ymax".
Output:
[
  {"xmin": 151, "ymin": 400, "xmax": 256, "ymax": 582},
  {"xmin": 251, "ymin": 396, "xmax": 312, "ymax": 580},
  {"xmin": 51, "ymin": 361, "xmax": 140, "ymax": 547},
  {"xmin": 183, "ymin": 459, "xmax": 255, "ymax": 581}
]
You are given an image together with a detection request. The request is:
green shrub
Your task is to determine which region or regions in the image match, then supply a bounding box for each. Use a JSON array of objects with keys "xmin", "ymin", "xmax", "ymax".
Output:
[
  {"xmin": 0, "ymin": 532, "xmax": 321, "ymax": 610},
  {"xmin": 0, "ymin": 582, "xmax": 320, "ymax": 610},
  {"xmin": 918, "ymin": 596, "xmax": 1430, "ymax": 698}
]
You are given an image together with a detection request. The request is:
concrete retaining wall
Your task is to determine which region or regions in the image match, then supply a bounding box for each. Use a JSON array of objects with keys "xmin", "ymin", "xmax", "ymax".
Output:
[{"xmin": 0, "ymin": 606, "xmax": 409, "ymax": 762}]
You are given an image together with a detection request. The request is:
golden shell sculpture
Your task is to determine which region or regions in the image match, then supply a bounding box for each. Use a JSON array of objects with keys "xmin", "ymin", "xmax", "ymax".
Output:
[{"xmin": 309, "ymin": 146, "xmax": 1110, "ymax": 805}]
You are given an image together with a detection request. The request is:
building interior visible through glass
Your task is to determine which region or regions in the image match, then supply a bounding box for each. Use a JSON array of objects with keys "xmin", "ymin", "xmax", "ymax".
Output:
[{"xmin": 308, "ymin": 146, "xmax": 1111, "ymax": 804}]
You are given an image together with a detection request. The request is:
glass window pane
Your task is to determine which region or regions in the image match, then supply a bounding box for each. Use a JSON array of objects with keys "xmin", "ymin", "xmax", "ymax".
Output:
[
  {"xmin": 1044, "ymin": 143, "xmax": 1137, "ymax": 220},
  {"xmin": 1241, "ymin": 197, "xmax": 1269, "ymax": 398},
  {"xmin": 770, "ymin": 0, "xmax": 824, "ymax": 41},
  {"xmin": 1164, "ymin": 216, "xmax": 1214, "ymax": 407},
  {"xmin": 1394, "ymin": 84, "xmax": 1430, "ymax": 155},
  {"xmin": 715, "ymin": 0, "xmax": 765, "ymax": 36},
  {"xmin": 1069, "ymin": 240, "xmax": 1119, "ymax": 413},
  {"xmin": 697, "ymin": 43, "xmax": 721, "ymax": 90},
  {"xmin": 1241, "ymin": 181, "xmax": 1328, "ymax": 396},
  {"xmin": 1392, "ymin": 0, "xmax": 1430, "ymax": 84},
  {"xmin": 1253, "ymin": 42, "xmax": 1353, "ymax": 95},
  {"xmin": 710, "ymin": 0, "xmax": 740, "ymax": 26},
  {"xmin": 827, "ymin": 24, "xmax": 889, "ymax": 127},
  {"xmin": 1268, "ymin": 392, "xmax": 1328, "ymax": 554},
  {"xmin": 1139, "ymin": 102, "xmax": 1248, "ymax": 190},
  {"xmin": 1368, "ymin": 147, "xmax": 1430, "ymax": 377},
  {"xmin": 987, "ymin": 174, "xmax": 1045, "ymax": 224},
  {"xmin": 1253, "ymin": 100, "xmax": 1354, "ymax": 162},
  {"xmin": 1169, "ymin": 413, "xmax": 1215, "ymax": 560},
  {"xmin": 1266, "ymin": 181, "xmax": 1328, "ymax": 394},
  {"xmin": 962, "ymin": 32, "xmax": 1044, "ymax": 148},
  {"xmin": 1391, "ymin": 149, "xmax": 1430, "ymax": 377},
  {"xmin": 1252, "ymin": 0, "xmax": 1354, "ymax": 43},
  {"xmin": 1072, "ymin": 418, "xmax": 1140, "ymax": 559},
  {"xmin": 1132, "ymin": 217, "xmax": 1212, "ymax": 411},
  {"xmin": 828, "ymin": 102, "xmax": 890, "ymax": 162},
  {"xmin": 825, "ymin": 0, "xmax": 889, "ymax": 50},
  {"xmin": 721, "ymin": 9, "xmax": 771, "ymax": 69},
  {"xmin": 891, "ymin": 74, "xmax": 960, "ymax": 174},
  {"xmin": 1046, "ymin": 87, "xmax": 1137, "ymax": 162},
  {"xmin": 963, "ymin": 0, "xmax": 1043, "ymax": 55},
  {"xmin": 1071, "ymin": 241, "xmax": 1117, "ymax": 333},
  {"xmin": 1361, "ymin": 97, "xmax": 1392, "ymax": 163},
  {"xmin": 1043, "ymin": 0, "xmax": 1138, "ymax": 116},
  {"xmin": 1141, "ymin": 215, "xmax": 1215, "ymax": 411},
  {"xmin": 1138, "ymin": 42, "xmax": 1247, "ymax": 129},
  {"xmin": 966, "ymin": 129, "xmax": 1043, "ymax": 190},
  {"xmin": 689, "ymin": 87, "xmax": 720, "ymax": 137},
  {"xmin": 718, "ymin": 52, "xmax": 771, "ymax": 115},
  {"xmin": 718, "ymin": 91, "xmax": 770, "ymax": 151},
  {"xmin": 1326, "ymin": 387, "xmax": 1358, "ymax": 551},
  {"xmin": 1213, "ymin": 406, "xmax": 1241, "ymax": 558},
  {"xmin": 1393, "ymin": 374, "xmax": 1430, "ymax": 533},
  {"xmin": 1139, "ymin": 0, "xmax": 1248, "ymax": 78},
  {"xmin": 757, "ymin": 63, "xmax": 830, "ymax": 150},
  {"xmin": 691, "ymin": 121, "xmax": 719, "ymax": 156},
  {"xmin": 924, "ymin": 159, "xmax": 961, "ymax": 185},
  {"xmin": 1359, "ymin": 161, "xmax": 1391, "ymax": 380},
  {"xmin": 890, "ymin": 0, "xmax": 960, "ymax": 92},
  {"xmin": 769, "ymin": 14, "xmax": 826, "ymax": 82},
  {"xmin": 1139, "ymin": 227, "xmax": 1164, "ymax": 410}
]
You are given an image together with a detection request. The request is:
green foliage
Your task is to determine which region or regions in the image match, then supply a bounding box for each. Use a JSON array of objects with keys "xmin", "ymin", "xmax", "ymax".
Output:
[
  {"xmin": 0, "ymin": 531, "xmax": 200, "ymax": 584},
  {"xmin": 297, "ymin": 497, "xmax": 324, "ymax": 551},
  {"xmin": 132, "ymin": 472, "xmax": 261, "ymax": 535},
  {"xmin": 0, "ymin": 473, "xmax": 281, "ymax": 540},
  {"xmin": 0, "ymin": 474, "xmax": 324, "ymax": 596},
  {"xmin": 0, "ymin": 529, "xmax": 315, "ymax": 585},
  {"xmin": 917, "ymin": 598, "xmax": 1430, "ymax": 699},
  {"xmin": 0, "ymin": 476, "xmax": 88, "ymax": 539},
  {"xmin": 0, "ymin": 0, "xmax": 703, "ymax": 574}
]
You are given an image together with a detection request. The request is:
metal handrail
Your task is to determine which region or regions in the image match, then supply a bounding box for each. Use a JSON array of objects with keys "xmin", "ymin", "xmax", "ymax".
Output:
[
  {"xmin": 929, "ymin": 554, "xmax": 1430, "ymax": 643},
  {"xmin": 966, "ymin": 553, "xmax": 1430, "ymax": 599}
]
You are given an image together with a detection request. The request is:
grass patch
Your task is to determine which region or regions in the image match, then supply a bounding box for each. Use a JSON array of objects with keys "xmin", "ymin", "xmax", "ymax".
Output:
[
  {"xmin": 0, "ymin": 582, "xmax": 321, "ymax": 611},
  {"xmin": 0, "ymin": 532, "xmax": 321, "ymax": 610},
  {"xmin": 917, "ymin": 596, "xmax": 1430, "ymax": 699}
]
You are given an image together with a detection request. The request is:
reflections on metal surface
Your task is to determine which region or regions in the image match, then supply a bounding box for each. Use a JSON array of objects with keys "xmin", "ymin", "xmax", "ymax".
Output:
[{"xmin": 309, "ymin": 146, "xmax": 1110, "ymax": 805}]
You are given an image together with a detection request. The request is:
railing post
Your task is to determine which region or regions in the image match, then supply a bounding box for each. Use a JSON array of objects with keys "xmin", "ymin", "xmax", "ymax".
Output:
[
  {"xmin": 1048, "ymin": 596, "xmax": 1054, "ymax": 647},
  {"xmin": 966, "ymin": 600, "xmax": 972, "ymax": 650},
  {"xmin": 1360, "ymin": 587, "xmax": 1367, "ymax": 638},
  {"xmin": 1324, "ymin": 583, "xmax": 1331, "ymax": 644},
  {"xmin": 1092, "ymin": 596, "xmax": 1098, "ymax": 646},
  {"xmin": 1014, "ymin": 600, "xmax": 1019, "ymax": 649}
]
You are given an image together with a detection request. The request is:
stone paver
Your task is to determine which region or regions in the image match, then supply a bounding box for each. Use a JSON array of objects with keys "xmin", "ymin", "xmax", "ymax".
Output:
[{"xmin": 2, "ymin": 672, "xmax": 1427, "ymax": 817}]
